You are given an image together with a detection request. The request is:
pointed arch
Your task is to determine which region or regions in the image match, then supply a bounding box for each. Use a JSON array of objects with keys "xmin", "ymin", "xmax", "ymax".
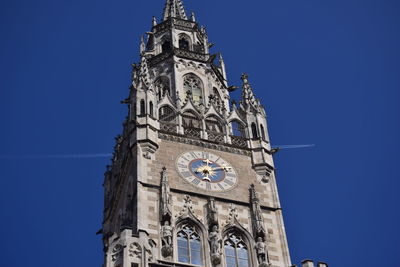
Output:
[
  {"xmin": 183, "ymin": 73, "xmax": 204, "ymax": 105},
  {"xmin": 149, "ymin": 101, "xmax": 154, "ymax": 117},
  {"xmin": 140, "ymin": 99, "xmax": 145, "ymax": 116},
  {"xmin": 155, "ymin": 76, "xmax": 171, "ymax": 101},
  {"xmin": 205, "ymin": 114, "xmax": 225, "ymax": 143},
  {"xmin": 229, "ymin": 119, "xmax": 248, "ymax": 148},
  {"xmin": 251, "ymin": 123, "xmax": 258, "ymax": 139},
  {"xmin": 260, "ymin": 124, "xmax": 266, "ymax": 141},
  {"xmin": 159, "ymin": 105, "xmax": 177, "ymax": 133},
  {"xmin": 182, "ymin": 110, "xmax": 202, "ymax": 138},
  {"xmin": 179, "ymin": 33, "xmax": 191, "ymax": 51},
  {"xmin": 174, "ymin": 217, "xmax": 208, "ymax": 266},
  {"xmin": 222, "ymin": 225, "xmax": 255, "ymax": 267},
  {"xmin": 161, "ymin": 35, "xmax": 172, "ymax": 53}
]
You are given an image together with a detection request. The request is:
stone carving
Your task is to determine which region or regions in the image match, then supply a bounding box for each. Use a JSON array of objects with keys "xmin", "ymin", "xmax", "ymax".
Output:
[
  {"xmin": 208, "ymin": 225, "xmax": 222, "ymax": 265},
  {"xmin": 207, "ymin": 197, "xmax": 218, "ymax": 228},
  {"xmin": 179, "ymin": 195, "xmax": 194, "ymax": 216},
  {"xmin": 250, "ymin": 184, "xmax": 266, "ymax": 238},
  {"xmin": 111, "ymin": 244, "xmax": 124, "ymax": 263},
  {"xmin": 129, "ymin": 242, "xmax": 142, "ymax": 259},
  {"xmin": 160, "ymin": 167, "xmax": 172, "ymax": 222},
  {"xmin": 158, "ymin": 132, "xmax": 251, "ymax": 156},
  {"xmin": 161, "ymin": 221, "xmax": 173, "ymax": 257},
  {"xmin": 226, "ymin": 204, "xmax": 239, "ymax": 225},
  {"xmin": 129, "ymin": 241, "xmax": 154, "ymax": 263},
  {"xmin": 161, "ymin": 221, "xmax": 173, "ymax": 246},
  {"xmin": 256, "ymin": 237, "xmax": 271, "ymax": 267}
]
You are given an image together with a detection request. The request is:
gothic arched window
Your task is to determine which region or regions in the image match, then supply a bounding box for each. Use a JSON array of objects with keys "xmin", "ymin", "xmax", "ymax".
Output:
[
  {"xmin": 177, "ymin": 224, "xmax": 203, "ymax": 265},
  {"xmin": 140, "ymin": 99, "xmax": 145, "ymax": 115},
  {"xmin": 183, "ymin": 74, "xmax": 203, "ymax": 105},
  {"xmin": 162, "ymin": 40, "xmax": 171, "ymax": 53},
  {"xmin": 182, "ymin": 110, "xmax": 202, "ymax": 138},
  {"xmin": 260, "ymin": 124, "xmax": 266, "ymax": 141},
  {"xmin": 149, "ymin": 101, "xmax": 154, "ymax": 117},
  {"xmin": 159, "ymin": 105, "xmax": 177, "ymax": 133},
  {"xmin": 159, "ymin": 105, "xmax": 176, "ymax": 123},
  {"xmin": 224, "ymin": 232, "xmax": 249, "ymax": 267},
  {"xmin": 231, "ymin": 120, "xmax": 246, "ymax": 138},
  {"xmin": 251, "ymin": 123, "xmax": 258, "ymax": 139},
  {"xmin": 179, "ymin": 34, "xmax": 191, "ymax": 50},
  {"xmin": 206, "ymin": 115, "xmax": 223, "ymax": 134},
  {"xmin": 155, "ymin": 77, "xmax": 170, "ymax": 101}
]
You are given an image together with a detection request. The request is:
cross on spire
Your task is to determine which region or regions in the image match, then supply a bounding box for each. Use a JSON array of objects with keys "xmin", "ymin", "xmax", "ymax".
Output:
[{"xmin": 163, "ymin": 0, "xmax": 188, "ymax": 21}]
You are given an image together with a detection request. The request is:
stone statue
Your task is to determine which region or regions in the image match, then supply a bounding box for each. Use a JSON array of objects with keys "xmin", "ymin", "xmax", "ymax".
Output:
[
  {"xmin": 161, "ymin": 221, "xmax": 173, "ymax": 246},
  {"xmin": 256, "ymin": 237, "xmax": 266, "ymax": 264},
  {"xmin": 161, "ymin": 221, "xmax": 173, "ymax": 258},
  {"xmin": 208, "ymin": 225, "xmax": 222, "ymax": 265},
  {"xmin": 250, "ymin": 184, "xmax": 266, "ymax": 236}
]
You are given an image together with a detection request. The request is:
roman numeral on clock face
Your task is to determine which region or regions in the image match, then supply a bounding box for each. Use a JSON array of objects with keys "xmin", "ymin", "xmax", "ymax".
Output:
[
  {"xmin": 202, "ymin": 152, "xmax": 209, "ymax": 159},
  {"xmin": 224, "ymin": 179, "xmax": 235, "ymax": 186},
  {"xmin": 177, "ymin": 163, "xmax": 187, "ymax": 169},
  {"xmin": 217, "ymin": 183, "xmax": 225, "ymax": 190},
  {"xmin": 181, "ymin": 171, "xmax": 192, "ymax": 178},
  {"xmin": 190, "ymin": 152, "xmax": 198, "ymax": 159},
  {"xmin": 191, "ymin": 178, "xmax": 201, "ymax": 185}
]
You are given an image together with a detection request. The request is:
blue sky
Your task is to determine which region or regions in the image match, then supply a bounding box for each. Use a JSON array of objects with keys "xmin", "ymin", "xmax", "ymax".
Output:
[{"xmin": 1, "ymin": 0, "xmax": 399, "ymax": 266}]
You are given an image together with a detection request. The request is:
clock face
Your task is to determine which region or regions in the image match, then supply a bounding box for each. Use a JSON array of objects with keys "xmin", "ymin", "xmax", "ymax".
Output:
[{"xmin": 176, "ymin": 151, "xmax": 238, "ymax": 192}]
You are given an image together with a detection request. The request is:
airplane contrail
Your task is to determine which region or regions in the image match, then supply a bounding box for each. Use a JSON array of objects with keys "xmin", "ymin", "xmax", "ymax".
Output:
[
  {"xmin": 0, "ymin": 153, "xmax": 113, "ymax": 160},
  {"xmin": 273, "ymin": 144, "xmax": 315, "ymax": 149}
]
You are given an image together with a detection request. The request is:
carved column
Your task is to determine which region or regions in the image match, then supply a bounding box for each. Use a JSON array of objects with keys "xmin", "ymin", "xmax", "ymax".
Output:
[
  {"xmin": 160, "ymin": 167, "xmax": 173, "ymax": 258},
  {"xmin": 207, "ymin": 198, "xmax": 221, "ymax": 266},
  {"xmin": 249, "ymin": 184, "xmax": 271, "ymax": 267}
]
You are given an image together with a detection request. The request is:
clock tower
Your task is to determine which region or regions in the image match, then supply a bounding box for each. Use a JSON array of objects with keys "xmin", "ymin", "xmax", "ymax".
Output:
[{"xmin": 101, "ymin": 1, "xmax": 327, "ymax": 267}]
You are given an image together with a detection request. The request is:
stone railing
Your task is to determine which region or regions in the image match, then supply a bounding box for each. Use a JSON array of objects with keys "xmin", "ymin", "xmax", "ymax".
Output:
[
  {"xmin": 184, "ymin": 127, "xmax": 201, "ymax": 139},
  {"xmin": 160, "ymin": 122, "xmax": 177, "ymax": 134},
  {"xmin": 174, "ymin": 48, "xmax": 209, "ymax": 62},
  {"xmin": 148, "ymin": 51, "xmax": 173, "ymax": 67},
  {"xmin": 207, "ymin": 131, "xmax": 224, "ymax": 143},
  {"xmin": 230, "ymin": 135, "xmax": 248, "ymax": 148}
]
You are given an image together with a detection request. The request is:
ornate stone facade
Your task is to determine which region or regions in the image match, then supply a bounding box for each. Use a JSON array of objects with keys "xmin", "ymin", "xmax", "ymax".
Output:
[{"xmin": 101, "ymin": 1, "xmax": 327, "ymax": 267}]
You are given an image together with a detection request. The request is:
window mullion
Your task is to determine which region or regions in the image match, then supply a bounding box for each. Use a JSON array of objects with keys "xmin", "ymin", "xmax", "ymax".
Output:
[
  {"xmin": 187, "ymin": 233, "xmax": 191, "ymax": 263},
  {"xmin": 234, "ymin": 244, "xmax": 239, "ymax": 267}
]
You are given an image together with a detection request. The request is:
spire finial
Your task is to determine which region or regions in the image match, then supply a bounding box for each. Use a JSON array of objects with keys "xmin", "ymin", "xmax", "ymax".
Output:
[
  {"xmin": 240, "ymin": 73, "xmax": 260, "ymax": 109},
  {"xmin": 163, "ymin": 0, "xmax": 188, "ymax": 21},
  {"xmin": 152, "ymin": 16, "xmax": 157, "ymax": 27},
  {"xmin": 191, "ymin": 12, "xmax": 196, "ymax": 22}
]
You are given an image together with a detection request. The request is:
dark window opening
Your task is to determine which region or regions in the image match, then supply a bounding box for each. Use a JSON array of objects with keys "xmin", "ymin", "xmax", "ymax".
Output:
[
  {"xmin": 149, "ymin": 101, "xmax": 154, "ymax": 117},
  {"xmin": 179, "ymin": 38, "xmax": 190, "ymax": 50},
  {"xmin": 162, "ymin": 41, "xmax": 171, "ymax": 53},
  {"xmin": 251, "ymin": 123, "xmax": 258, "ymax": 139},
  {"xmin": 260, "ymin": 124, "xmax": 266, "ymax": 141},
  {"xmin": 140, "ymin": 100, "xmax": 145, "ymax": 115}
]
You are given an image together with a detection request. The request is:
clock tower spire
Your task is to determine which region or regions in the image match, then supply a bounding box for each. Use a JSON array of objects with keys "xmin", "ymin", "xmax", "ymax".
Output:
[{"xmin": 101, "ymin": 2, "xmax": 328, "ymax": 267}]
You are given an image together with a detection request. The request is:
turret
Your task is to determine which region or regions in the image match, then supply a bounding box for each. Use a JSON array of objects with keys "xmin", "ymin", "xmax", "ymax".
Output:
[{"xmin": 237, "ymin": 73, "xmax": 274, "ymax": 178}]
